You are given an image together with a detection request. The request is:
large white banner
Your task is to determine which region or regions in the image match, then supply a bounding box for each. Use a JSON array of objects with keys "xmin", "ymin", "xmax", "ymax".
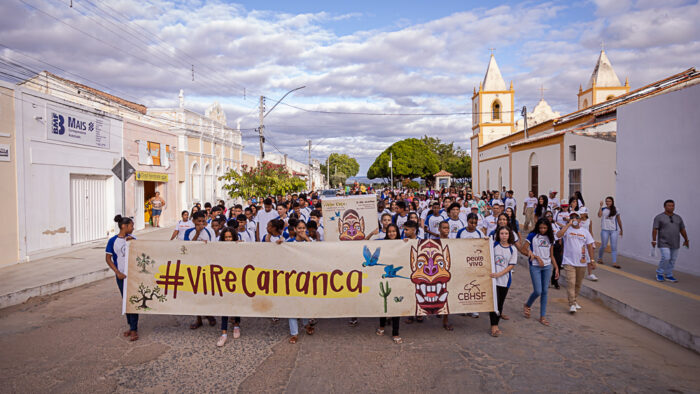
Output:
[{"xmin": 47, "ymin": 105, "xmax": 110, "ymax": 149}]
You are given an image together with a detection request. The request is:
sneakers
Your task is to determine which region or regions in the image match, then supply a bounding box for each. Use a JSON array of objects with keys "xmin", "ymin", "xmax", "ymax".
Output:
[
  {"xmin": 656, "ymin": 274, "xmax": 665, "ymax": 282},
  {"xmin": 569, "ymin": 305, "xmax": 577, "ymax": 313},
  {"xmin": 575, "ymin": 303, "xmax": 582, "ymax": 310},
  {"xmin": 216, "ymin": 334, "xmax": 228, "ymax": 347},
  {"xmin": 665, "ymin": 275, "xmax": 678, "ymax": 283},
  {"xmin": 586, "ymin": 274, "xmax": 599, "ymax": 281},
  {"xmin": 232, "ymin": 326, "xmax": 241, "ymax": 339}
]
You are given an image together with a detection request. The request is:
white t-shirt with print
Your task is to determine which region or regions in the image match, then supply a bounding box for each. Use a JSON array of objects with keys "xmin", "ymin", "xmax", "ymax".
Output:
[
  {"xmin": 492, "ymin": 243, "xmax": 517, "ymax": 287},
  {"xmin": 600, "ymin": 207, "xmax": 620, "ymax": 231},
  {"xmin": 256, "ymin": 209, "xmax": 279, "ymax": 240},
  {"xmin": 527, "ymin": 233, "xmax": 552, "ymax": 266},
  {"xmin": 445, "ymin": 218, "xmax": 466, "ymax": 239},
  {"xmin": 505, "ymin": 197, "xmax": 517, "ymax": 211},
  {"xmin": 175, "ymin": 220, "xmax": 194, "ymax": 240},
  {"xmin": 561, "ymin": 226, "xmax": 595, "ymax": 267},
  {"xmin": 524, "ymin": 197, "xmax": 537, "ymax": 208}
]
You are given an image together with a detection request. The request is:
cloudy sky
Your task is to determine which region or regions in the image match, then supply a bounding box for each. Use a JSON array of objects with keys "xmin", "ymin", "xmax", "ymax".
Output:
[{"xmin": 1, "ymin": 0, "xmax": 699, "ymax": 175}]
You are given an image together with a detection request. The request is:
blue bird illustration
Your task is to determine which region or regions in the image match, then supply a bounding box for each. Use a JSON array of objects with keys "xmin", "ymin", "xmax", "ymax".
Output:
[
  {"xmin": 381, "ymin": 265, "xmax": 409, "ymax": 279},
  {"xmin": 362, "ymin": 246, "xmax": 383, "ymax": 267},
  {"xmin": 329, "ymin": 211, "xmax": 341, "ymax": 221}
]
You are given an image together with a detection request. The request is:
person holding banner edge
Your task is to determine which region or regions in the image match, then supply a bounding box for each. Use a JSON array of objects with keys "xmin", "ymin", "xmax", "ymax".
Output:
[{"xmin": 105, "ymin": 215, "xmax": 139, "ymax": 342}]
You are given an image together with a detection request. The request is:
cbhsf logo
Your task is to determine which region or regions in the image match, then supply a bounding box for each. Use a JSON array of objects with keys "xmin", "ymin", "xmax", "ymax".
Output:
[{"xmin": 52, "ymin": 113, "xmax": 65, "ymax": 135}]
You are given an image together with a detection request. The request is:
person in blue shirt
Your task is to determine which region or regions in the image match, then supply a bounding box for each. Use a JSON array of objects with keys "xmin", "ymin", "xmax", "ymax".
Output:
[{"xmin": 105, "ymin": 215, "xmax": 138, "ymax": 341}]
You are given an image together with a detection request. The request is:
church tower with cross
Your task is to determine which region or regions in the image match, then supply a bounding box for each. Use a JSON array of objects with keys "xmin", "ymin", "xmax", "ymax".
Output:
[
  {"xmin": 472, "ymin": 53, "xmax": 515, "ymax": 146},
  {"xmin": 577, "ymin": 48, "xmax": 629, "ymax": 110}
]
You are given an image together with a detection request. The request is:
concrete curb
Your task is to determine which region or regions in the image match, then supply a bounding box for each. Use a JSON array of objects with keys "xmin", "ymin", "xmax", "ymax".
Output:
[
  {"xmin": 577, "ymin": 282, "xmax": 699, "ymax": 354},
  {"xmin": 0, "ymin": 268, "xmax": 112, "ymax": 310},
  {"xmin": 558, "ymin": 274, "xmax": 699, "ymax": 354}
]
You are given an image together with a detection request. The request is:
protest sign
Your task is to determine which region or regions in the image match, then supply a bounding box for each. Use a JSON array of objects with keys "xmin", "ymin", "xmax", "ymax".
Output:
[
  {"xmin": 124, "ymin": 238, "xmax": 497, "ymax": 318},
  {"xmin": 321, "ymin": 195, "xmax": 379, "ymax": 241}
]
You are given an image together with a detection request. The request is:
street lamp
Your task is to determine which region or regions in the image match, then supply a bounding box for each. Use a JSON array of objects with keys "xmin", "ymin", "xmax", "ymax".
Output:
[{"xmin": 258, "ymin": 86, "xmax": 306, "ymax": 160}]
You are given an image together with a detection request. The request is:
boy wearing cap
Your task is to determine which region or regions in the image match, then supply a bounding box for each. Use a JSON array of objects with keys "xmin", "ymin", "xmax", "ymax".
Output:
[{"xmin": 556, "ymin": 212, "xmax": 596, "ymax": 313}]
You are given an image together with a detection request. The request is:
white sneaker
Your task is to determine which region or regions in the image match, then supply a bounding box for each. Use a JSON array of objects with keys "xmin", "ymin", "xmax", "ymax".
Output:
[
  {"xmin": 569, "ymin": 305, "xmax": 577, "ymax": 313},
  {"xmin": 216, "ymin": 334, "xmax": 227, "ymax": 347},
  {"xmin": 575, "ymin": 303, "xmax": 582, "ymax": 310},
  {"xmin": 586, "ymin": 274, "xmax": 599, "ymax": 281}
]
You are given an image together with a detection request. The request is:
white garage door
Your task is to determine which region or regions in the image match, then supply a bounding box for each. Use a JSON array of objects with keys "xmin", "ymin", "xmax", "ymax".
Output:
[{"xmin": 70, "ymin": 175, "xmax": 109, "ymax": 244}]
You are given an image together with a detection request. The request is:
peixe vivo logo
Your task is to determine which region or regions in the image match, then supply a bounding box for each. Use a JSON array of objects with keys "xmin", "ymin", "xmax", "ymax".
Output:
[{"xmin": 52, "ymin": 112, "xmax": 95, "ymax": 135}]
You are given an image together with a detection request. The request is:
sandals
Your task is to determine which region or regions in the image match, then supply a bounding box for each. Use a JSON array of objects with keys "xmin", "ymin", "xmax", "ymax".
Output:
[
  {"xmin": 613, "ymin": 264, "xmax": 621, "ymax": 269},
  {"xmin": 539, "ymin": 317, "xmax": 550, "ymax": 326},
  {"xmin": 271, "ymin": 318, "xmax": 280, "ymax": 324},
  {"xmin": 288, "ymin": 335, "xmax": 298, "ymax": 344},
  {"xmin": 206, "ymin": 316, "xmax": 217, "ymax": 326},
  {"xmin": 443, "ymin": 323, "xmax": 454, "ymax": 331},
  {"xmin": 376, "ymin": 328, "xmax": 385, "ymax": 336},
  {"xmin": 305, "ymin": 324, "xmax": 315, "ymax": 335},
  {"xmin": 129, "ymin": 331, "xmax": 139, "ymax": 341},
  {"xmin": 189, "ymin": 320, "xmax": 203, "ymax": 330},
  {"xmin": 233, "ymin": 326, "xmax": 241, "ymax": 339},
  {"xmin": 392, "ymin": 336, "xmax": 403, "ymax": 344},
  {"xmin": 123, "ymin": 330, "xmax": 132, "ymax": 337},
  {"xmin": 490, "ymin": 328, "xmax": 501, "ymax": 337},
  {"xmin": 523, "ymin": 304, "xmax": 531, "ymax": 319},
  {"xmin": 501, "ymin": 314, "xmax": 510, "ymax": 321},
  {"xmin": 348, "ymin": 318, "xmax": 358, "ymax": 327}
]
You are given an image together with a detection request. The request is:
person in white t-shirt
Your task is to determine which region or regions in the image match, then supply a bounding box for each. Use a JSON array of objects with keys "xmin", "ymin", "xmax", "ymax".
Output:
[
  {"xmin": 235, "ymin": 215, "xmax": 256, "ymax": 242},
  {"xmin": 171, "ymin": 210, "xmax": 194, "ymax": 240},
  {"xmin": 457, "ymin": 213, "xmax": 485, "ymax": 239},
  {"xmin": 556, "ymin": 212, "xmax": 596, "ymax": 313},
  {"xmin": 597, "ymin": 196, "xmax": 623, "ymax": 269},
  {"xmin": 424, "ymin": 202, "xmax": 444, "ymax": 239},
  {"xmin": 483, "ymin": 200, "xmax": 503, "ymax": 235},
  {"xmin": 578, "ymin": 207, "xmax": 598, "ymax": 281},
  {"xmin": 504, "ymin": 190, "xmax": 517, "ymax": 216},
  {"xmin": 244, "ymin": 207, "xmax": 257, "ymax": 234},
  {"xmin": 445, "ymin": 203, "xmax": 467, "ymax": 239},
  {"xmin": 256, "ymin": 198, "xmax": 279, "ymax": 242},
  {"xmin": 489, "ymin": 226, "xmax": 518, "ymax": 337},
  {"xmin": 105, "ymin": 215, "xmax": 138, "ymax": 341},
  {"xmin": 547, "ymin": 190, "xmax": 559, "ymax": 212},
  {"xmin": 524, "ymin": 218, "xmax": 559, "ymax": 326},
  {"xmin": 184, "ymin": 212, "xmax": 214, "ymax": 242},
  {"xmin": 522, "ymin": 191, "xmax": 538, "ymax": 233}
]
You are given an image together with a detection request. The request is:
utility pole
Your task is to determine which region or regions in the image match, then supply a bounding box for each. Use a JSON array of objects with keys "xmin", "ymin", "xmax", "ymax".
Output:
[
  {"xmin": 521, "ymin": 106, "xmax": 529, "ymax": 139},
  {"xmin": 327, "ymin": 156, "xmax": 330, "ymax": 189},
  {"xmin": 308, "ymin": 140, "xmax": 312, "ymax": 191},
  {"xmin": 389, "ymin": 152, "xmax": 393, "ymax": 191},
  {"xmin": 258, "ymin": 96, "xmax": 265, "ymax": 160}
]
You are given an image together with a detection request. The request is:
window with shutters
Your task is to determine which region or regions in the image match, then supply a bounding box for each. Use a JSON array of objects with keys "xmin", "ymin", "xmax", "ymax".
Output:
[{"xmin": 148, "ymin": 141, "xmax": 161, "ymax": 166}]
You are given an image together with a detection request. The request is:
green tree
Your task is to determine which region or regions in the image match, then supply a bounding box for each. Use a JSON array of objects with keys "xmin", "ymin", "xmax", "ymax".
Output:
[
  {"xmin": 367, "ymin": 138, "xmax": 440, "ymax": 182},
  {"xmin": 420, "ymin": 135, "xmax": 471, "ymax": 183},
  {"xmin": 320, "ymin": 153, "xmax": 360, "ymax": 185},
  {"xmin": 219, "ymin": 161, "xmax": 307, "ymax": 199},
  {"xmin": 329, "ymin": 171, "xmax": 347, "ymax": 189}
]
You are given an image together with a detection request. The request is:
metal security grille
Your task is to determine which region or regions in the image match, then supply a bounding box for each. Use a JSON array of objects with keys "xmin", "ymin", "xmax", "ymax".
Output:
[{"xmin": 70, "ymin": 175, "xmax": 109, "ymax": 244}]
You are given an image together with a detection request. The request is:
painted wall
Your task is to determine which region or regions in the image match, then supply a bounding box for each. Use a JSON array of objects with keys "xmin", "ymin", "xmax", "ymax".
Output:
[
  {"xmin": 511, "ymin": 141, "xmax": 561, "ymax": 207},
  {"xmin": 15, "ymin": 88, "xmax": 122, "ymax": 258},
  {"xmin": 617, "ymin": 83, "xmax": 700, "ymax": 275},
  {"xmin": 0, "ymin": 83, "xmax": 20, "ymax": 267},
  {"xmin": 564, "ymin": 133, "xmax": 616, "ymax": 242},
  {"xmin": 123, "ymin": 119, "xmax": 178, "ymax": 229}
]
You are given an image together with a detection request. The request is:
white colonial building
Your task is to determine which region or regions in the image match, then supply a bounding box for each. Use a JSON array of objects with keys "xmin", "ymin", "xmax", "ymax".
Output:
[
  {"xmin": 148, "ymin": 91, "xmax": 243, "ymax": 210},
  {"xmin": 469, "ymin": 50, "xmax": 699, "ymax": 244}
]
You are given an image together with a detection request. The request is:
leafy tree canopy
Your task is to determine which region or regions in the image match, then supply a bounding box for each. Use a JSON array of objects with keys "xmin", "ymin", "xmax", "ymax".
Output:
[
  {"xmin": 220, "ymin": 161, "xmax": 307, "ymax": 200},
  {"xmin": 421, "ymin": 135, "xmax": 471, "ymax": 180},
  {"xmin": 367, "ymin": 138, "xmax": 440, "ymax": 180},
  {"xmin": 320, "ymin": 153, "xmax": 360, "ymax": 181}
]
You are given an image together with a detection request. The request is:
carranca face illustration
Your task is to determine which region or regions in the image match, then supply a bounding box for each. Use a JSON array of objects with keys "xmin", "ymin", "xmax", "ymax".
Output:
[
  {"xmin": 338, "ymin": 209, "xmax": 365, "ymax": 240},
  {"xmin": 410, "ymin": 239, "xmax": 451, "ymax": 315}
]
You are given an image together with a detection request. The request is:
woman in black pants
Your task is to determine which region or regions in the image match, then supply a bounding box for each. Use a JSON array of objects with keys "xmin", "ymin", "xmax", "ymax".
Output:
[
  {"xmin": 546, "ymin": 212, "xmax": 564, "ymax": 289},
  {"xmin": 376, "ymin": 224, "xmax": 402, "ymax": 343}
]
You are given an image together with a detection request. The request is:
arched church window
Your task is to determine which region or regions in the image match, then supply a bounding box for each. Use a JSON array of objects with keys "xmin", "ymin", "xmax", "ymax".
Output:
[{"xmin": 492, "ymin": 101, "xmax": 501, "ymax": 120}]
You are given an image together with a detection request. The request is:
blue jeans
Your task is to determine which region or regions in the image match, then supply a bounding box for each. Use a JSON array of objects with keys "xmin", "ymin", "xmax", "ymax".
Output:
[
  {"xmin": 288, "ymin": 318, "xmax": 309, "ymax": 336},
  {"xmin": 116, "ymin": 277, "xmax": 139, "ymax": 331},
  {"xmin": 526, "ymin": 264, "xmax": 552, "ymax": 317},
  {"xmin": 657, "ymin": 248, "xmax": 680, "ymax": 277},
  {"xmin": 599, "ymin": 230, "xmax": 618, "ymax": 263}
]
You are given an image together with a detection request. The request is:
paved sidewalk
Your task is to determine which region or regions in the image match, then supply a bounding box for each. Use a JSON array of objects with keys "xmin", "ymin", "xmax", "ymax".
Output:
[
  {"xmin": 0, "ymin": 226, "xmax": 174, "ymax": 309},
  {"xmin": 562, "ymin": 252, "xmax": 700, "ymax": 353}
]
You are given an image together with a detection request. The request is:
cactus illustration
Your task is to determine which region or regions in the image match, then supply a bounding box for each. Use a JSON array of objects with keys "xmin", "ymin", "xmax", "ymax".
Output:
[{"xmin": 379, "ymin": 281, "xmax": 392, "ymax": 313}]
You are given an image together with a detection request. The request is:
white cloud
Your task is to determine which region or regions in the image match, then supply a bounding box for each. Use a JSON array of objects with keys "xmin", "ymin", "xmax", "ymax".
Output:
[{"xmin": 0, "ymin": 0, "xmax": 696, "ymax": 173}]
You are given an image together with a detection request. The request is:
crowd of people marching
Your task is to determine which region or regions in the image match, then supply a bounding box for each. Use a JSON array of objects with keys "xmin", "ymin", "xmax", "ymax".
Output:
[{"xmin": 106, "ymin": 185, "xmax": 690, "ymax": 346}]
